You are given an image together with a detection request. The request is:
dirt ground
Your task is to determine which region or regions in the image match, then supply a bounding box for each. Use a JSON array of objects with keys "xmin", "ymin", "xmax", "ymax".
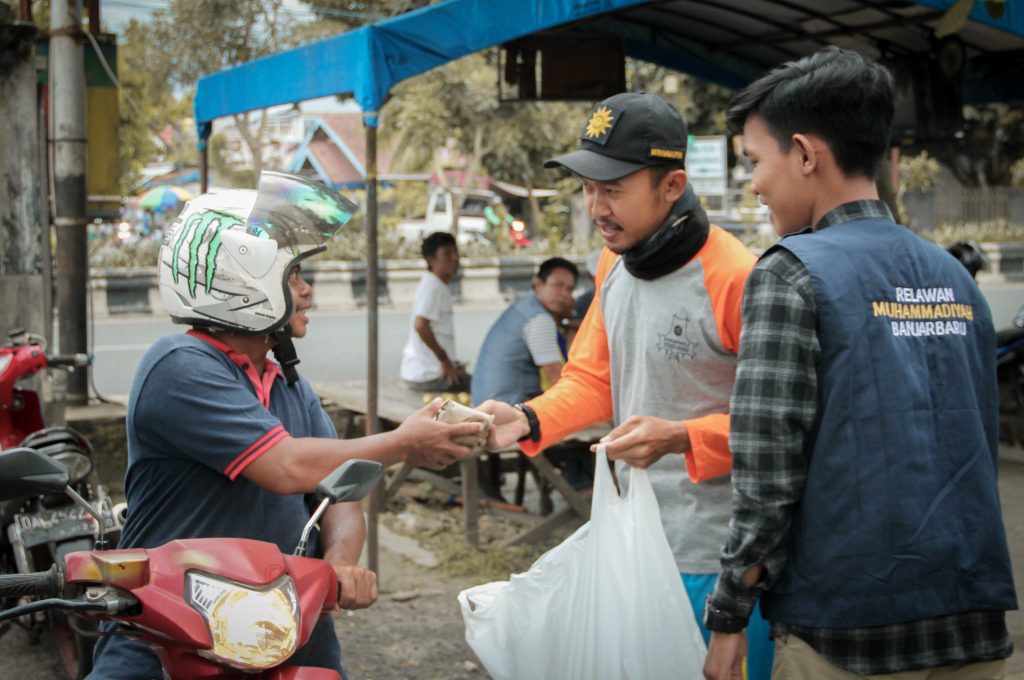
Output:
[{"xmin": 2, "ymin": 454, "xmax": 1023, "ymax": 680}]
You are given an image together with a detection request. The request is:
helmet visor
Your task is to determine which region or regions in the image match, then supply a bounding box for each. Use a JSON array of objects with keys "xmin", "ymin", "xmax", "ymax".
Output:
[{"xmin": 246, "ymin": 172, "xmax": 356, "ymax": 253}]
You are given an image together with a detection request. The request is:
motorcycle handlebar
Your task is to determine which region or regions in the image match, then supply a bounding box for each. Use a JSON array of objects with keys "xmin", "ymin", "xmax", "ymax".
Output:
[
  {"xmin": 0, "ymin": 564, "xmax": 61, "ymax": 599},
  {"xmin": 46, "ymin": 353, "xmax": 90, "ymax": 369}
]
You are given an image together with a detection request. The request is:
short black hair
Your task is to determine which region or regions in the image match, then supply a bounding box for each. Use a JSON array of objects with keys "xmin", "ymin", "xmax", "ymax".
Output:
[
  {"xmin": 648, "ymin": 162, "xmax": 686, "ymax": 189},
  {"xmin": 537, "ymin": 257, "xmax": 579, "ymax": 283},
  {"xmin": 726, "ymin": 46, "xmax": 894, "ymax": 179},
  {"xmin": 421, "ymin": 231, "xmax": 457, "ymax": 259}
]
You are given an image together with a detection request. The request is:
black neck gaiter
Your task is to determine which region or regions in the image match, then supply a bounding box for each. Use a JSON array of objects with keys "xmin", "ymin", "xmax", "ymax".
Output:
[
  {"xmin": 621, "ymin": 184, "xmax": 710, "ymax": 281},
  {"xmin": 271, "ymin": 324, "xmax": 301, "ymax": 385}
]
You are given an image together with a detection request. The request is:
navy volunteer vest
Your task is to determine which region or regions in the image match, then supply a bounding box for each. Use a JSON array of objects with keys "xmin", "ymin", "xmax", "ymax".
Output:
[
  {"xmin": 472, "ymin": 293, "xmax": 552, "ymax": 405},
  {"xmin": 761, "ymin": 218, "xmax": 1017, "ymax": 628}
]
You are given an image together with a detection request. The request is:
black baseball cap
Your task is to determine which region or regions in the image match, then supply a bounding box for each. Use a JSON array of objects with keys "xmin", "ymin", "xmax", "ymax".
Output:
[{"xmin": 544, "ymin": 92, "xmax": 688, "ymax": 182}]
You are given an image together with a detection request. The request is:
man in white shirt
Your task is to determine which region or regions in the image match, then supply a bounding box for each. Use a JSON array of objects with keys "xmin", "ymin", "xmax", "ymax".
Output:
[{"xmin": 401, "ymin": 231, "xmax": 469, "ymax": 391}]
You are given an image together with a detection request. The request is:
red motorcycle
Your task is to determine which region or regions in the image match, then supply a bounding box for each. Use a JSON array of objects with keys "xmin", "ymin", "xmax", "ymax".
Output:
[
  {"xmin": 0, "ymin": 328, "xmax": 120, "ymax": 678},
  {"xmin": 0, "ymin": 447, "xmax": 382, "ymax": 679},
  {"xmin": 0, "ymin": 328, "xmax": 90, "ymax": 448}
]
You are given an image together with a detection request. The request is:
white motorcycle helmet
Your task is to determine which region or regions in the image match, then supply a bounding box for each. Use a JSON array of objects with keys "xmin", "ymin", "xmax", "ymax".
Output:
[{"xmin": 160, "ymin": 171, "xmax": 355, "ymax": 335}]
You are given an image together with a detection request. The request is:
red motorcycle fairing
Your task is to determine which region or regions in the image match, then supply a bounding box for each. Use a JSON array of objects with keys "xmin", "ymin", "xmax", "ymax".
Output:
[
  {"xmin": 0, "ymin": 344, "xmax": 48, "ymax": 447},
  {"xmin": 268, "ymin": 667, "xmax": 342, "ymax": 679},
  {"xmin": 65, "ymin": 538, "xmax": 339, "ymax": 679}
]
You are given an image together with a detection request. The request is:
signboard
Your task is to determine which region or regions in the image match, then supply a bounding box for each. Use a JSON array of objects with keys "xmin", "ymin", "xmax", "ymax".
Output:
[{"xmin": 686, "ymin": 135, "xmax": 728, "ymax": 214}]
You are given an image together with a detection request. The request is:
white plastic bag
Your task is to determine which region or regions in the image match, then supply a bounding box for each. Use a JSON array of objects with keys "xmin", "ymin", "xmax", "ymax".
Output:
[{"xmin": 458, "ymin": 445, "xmax": 706, "ymax": 680}]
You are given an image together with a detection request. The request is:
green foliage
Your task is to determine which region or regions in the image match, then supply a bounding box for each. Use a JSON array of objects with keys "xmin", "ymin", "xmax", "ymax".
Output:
[
  {"xmin": 297, "ymin": 0, "xmax": 426, "ymax": 27},
  {"xmin": 88, "ymin": 237, "xmax": 162, "ymax": 268},
  {"xmin": 382, "ymin": 52, "xmax": 587, "ymax": 191},
  {"xmin": 899, "ymin": 151, "xmax": 941, "ymax": 193},
  {"xmin": 627, "ymin": 60, "xmax": 733, "ymax": 135},
  {"xmin": 436, "ymin": 537, "xmax": 537, "ymax": 582},
  {"xmin": 1011, "ymin": 158, "xmax": 1024, "ymax": 190},
  {"xmin": 208, "ymin": 133, "xmax": 258, "ymax": 188},
  {"xmin": 922, "ymin": 220, "xmax": 1024, "ymax": 245},
  {"xmin": 909, "ymin": 103, "xmax": 1024, "ymax": 187},
  {"xmin": 116, "ymin": 0, "xmax": 348, "ymax": 194}
]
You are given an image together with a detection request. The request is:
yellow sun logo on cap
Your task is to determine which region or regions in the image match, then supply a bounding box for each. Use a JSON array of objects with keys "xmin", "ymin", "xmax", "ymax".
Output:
[{"xmin": 585, "ymin": 106, "xmax": 615, "ymax": 139}]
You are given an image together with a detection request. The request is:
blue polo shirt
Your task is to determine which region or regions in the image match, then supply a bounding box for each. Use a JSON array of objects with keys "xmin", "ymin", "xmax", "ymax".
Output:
[{"xmin": 88, "ymin": 331, "xmax": 342, "ymax": 679}]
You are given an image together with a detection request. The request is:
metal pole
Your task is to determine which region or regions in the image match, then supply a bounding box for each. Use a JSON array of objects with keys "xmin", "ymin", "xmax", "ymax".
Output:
[
  {"xmin": 51, "ymin": 0, "xmax": 89, "ymax": 405},
  {"xmin": 200, "ymin": 145, "xmax": 209, "ymax": 193},
  {"xmin": 364, "ymin": 118, "xmax": 381, "ymax": 574}
]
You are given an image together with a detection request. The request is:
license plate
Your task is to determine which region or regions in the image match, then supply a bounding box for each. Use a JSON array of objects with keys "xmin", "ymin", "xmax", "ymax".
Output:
[{"xmin": 11, "ymin": 498, "xmax": 121, "ymax": 548}]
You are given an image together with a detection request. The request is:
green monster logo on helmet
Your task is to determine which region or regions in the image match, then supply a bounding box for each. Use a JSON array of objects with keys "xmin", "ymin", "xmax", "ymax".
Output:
[{"xmin": 170, "ymin": 211, "xmax": 248, "ymax": 298}]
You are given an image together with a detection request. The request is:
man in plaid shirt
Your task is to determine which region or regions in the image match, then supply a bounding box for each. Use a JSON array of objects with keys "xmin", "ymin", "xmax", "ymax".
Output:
[{"xmin": 703, "ymin": 47, "xmax": 1017, "ymax": 679}]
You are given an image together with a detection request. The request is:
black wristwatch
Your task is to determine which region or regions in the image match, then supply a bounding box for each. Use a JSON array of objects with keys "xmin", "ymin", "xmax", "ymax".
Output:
[
  {"xmin": 513, "ymin": 403, "xmax": 541, "ymax": 443},
  {"xmin": 704, "ymin": 597, "xmax": 749, "ymax": 634}
]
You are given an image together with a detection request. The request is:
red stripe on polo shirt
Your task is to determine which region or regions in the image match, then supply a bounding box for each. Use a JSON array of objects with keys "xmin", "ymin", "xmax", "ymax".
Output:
[{"xmin": 224, "ymin": 425, "xmax": 288, "ymax": 480}]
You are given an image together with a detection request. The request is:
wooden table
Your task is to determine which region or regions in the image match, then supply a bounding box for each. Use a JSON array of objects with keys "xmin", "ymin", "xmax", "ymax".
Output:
[{"xmin": 315, "ymin": 380, "xmax": 609, "ymax": 546}]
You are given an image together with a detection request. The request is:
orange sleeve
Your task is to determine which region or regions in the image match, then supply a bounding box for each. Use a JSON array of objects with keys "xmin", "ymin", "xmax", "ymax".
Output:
[
  {"xmin": 682, "ymin": 227, "xmax": 756, "ymax": 481},
  {"xmin": 682, "ymin": 414, "xmax": 732, "ymax": 482},
  {"xmin": 521, "ymin": 248, "xmax": 618, "ymax": 455},
  {"xmin": 703, "ymin": 226, "xmax": 755, "ymax": 355}
]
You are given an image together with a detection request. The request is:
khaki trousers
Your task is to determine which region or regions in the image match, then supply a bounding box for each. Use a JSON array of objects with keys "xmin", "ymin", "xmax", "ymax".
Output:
[{"xmin": 771, "ymin": 634, "xmax": 1007, "ymax": 680}]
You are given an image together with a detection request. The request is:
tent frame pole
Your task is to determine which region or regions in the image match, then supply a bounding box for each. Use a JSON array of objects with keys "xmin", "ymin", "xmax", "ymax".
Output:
[{"xmin": 363, "ymin": 120, "xmax": 382, "ymax": 575}]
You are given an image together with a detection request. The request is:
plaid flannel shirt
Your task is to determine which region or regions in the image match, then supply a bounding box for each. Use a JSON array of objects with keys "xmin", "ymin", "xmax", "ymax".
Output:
[{"xmin": 709, "ymin": 200, "xmax": 1012, "ymax": 674}]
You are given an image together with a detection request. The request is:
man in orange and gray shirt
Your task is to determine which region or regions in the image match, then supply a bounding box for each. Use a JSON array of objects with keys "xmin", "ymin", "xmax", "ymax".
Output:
[{"xmin": 479, "ymin": 92, "xmax": 772, "ymax": 679}]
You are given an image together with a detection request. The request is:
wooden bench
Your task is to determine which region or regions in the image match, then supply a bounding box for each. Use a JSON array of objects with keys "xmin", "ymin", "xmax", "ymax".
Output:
[{"xmin": 315, "ymin": 380, "xmax": 609, "ymax": 546}]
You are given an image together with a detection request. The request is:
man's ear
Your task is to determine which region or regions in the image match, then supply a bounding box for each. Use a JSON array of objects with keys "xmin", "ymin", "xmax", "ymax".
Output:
[
  {"xmin": 791, "ymin": 134, "xmax": 820, "ymax": 176},
  {"xmin": 533, "ymin": 275, "xmax": 543, "ymax": 293},
  {"xmin": 663, "ymin": 168, "xmax": 688, "ymax": 201}
]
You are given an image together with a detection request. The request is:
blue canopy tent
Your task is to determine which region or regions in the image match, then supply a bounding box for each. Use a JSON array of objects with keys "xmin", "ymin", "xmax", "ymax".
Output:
[
  {"xmin": 193, "ymin": 0, "xmax": 1024, "ymax": 564},
  {"xmin": 195, "ymin": 0, "xmax": 1024, "ymax": 130}
]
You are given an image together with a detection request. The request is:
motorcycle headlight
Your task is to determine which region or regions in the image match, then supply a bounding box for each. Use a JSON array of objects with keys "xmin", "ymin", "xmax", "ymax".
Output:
[{"xmin": 187, "ymin": 571, "xmax": 300, "ymax": 670}]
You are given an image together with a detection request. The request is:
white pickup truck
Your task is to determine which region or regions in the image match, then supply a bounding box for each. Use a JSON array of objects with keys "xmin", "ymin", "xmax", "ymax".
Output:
[{"xmin": 397, "ymin": 187, "xmax": 524, "ymax": 246}]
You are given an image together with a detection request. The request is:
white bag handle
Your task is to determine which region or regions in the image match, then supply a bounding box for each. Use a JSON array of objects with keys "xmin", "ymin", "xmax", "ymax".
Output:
[
  {"xmin": 591, "ymin": 443, "xmax": 654, "ymax": 521},
  {"xmin": 591, "ymin": 443, "xmax": 619, "ymax": 511}
]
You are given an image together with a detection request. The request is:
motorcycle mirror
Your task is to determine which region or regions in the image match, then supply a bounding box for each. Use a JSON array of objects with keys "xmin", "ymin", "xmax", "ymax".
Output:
[
  {"xmin": 0, "ymin": 447, "xmax": 70, "ymax": 501},
  {"xmin": 317, "ymin": 459, "xmax": 383, "ymax": 504},
  {"xmin": 51, "ymin": 451, "xmax": 94, "ymax": 485},
  {"xmin": 295, "ymin": 459, "xmax": 384, "ymax": 557}
]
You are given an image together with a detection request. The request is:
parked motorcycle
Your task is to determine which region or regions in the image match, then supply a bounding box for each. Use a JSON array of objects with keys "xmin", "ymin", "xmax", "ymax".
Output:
[
  {"xmin": 945, "ymin": 242, "xmax": 1024, "ymax": 448},
  {"xmin": 0, "ymin": 329, "xmax": 122, "ymax": 679},
  {"xmin": 0, "ymin": 447, "xmax": 382, "ymax": 679}
]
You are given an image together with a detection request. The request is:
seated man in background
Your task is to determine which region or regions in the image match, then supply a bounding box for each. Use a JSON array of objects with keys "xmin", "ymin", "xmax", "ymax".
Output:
[
  {"xmin": 472, "ymin": 257, "xmax": 590, "ymax": 499},
  {"xmin": 400, "ymin": 231, "xmax": 470, "ymax": 392},
  {"xmin": 473, "ymin": 257, "xmax": 578, "ymax": 404}
]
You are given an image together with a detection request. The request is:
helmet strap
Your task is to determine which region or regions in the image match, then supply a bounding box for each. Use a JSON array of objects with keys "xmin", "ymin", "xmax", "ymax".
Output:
[{"xmin": 271, "ymin": 324, "xmax": 301, "ymax": 386}]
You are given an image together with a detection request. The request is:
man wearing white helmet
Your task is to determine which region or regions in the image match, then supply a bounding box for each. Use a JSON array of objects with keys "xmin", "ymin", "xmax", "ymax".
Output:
[{"xmin": 88, "ymin": 173, "xmax": 483, "ymax": 679}]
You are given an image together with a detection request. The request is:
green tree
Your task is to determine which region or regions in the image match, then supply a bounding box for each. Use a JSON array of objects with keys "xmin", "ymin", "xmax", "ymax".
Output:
[
  {"xmin": 116, "ymin": 0, "xmax": 351, "ymax": 192},
  {"xmin": 382, "ymin": 51, "xmax": 585, "ymax": 234},
  {"xmin": 116, "ymin": 18, "xmax": 193, "ymax": 194},
  {"xmin": 628, "ymin": 60, "xmax": 734, "ymax": 136},
  {"xmin": 297, "ymin": 0, "xmax": 427, "ymax": 27},
  {"xmin": 921, "ymin": 104, "xmax": 1024, "ymax": 187}
]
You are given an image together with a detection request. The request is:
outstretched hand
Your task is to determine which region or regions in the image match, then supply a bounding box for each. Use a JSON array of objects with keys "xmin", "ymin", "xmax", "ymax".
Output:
[
  {"xmin": 593, "ymin": 415, "xmax": 688, "ymax": 469},
  {"xmin": 475, "ymin": 400, "xmax": 529, "ymax": 450},
  {"xmin": 394, "ymin": 399, "xmax": 483, "ymax": 469}
]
